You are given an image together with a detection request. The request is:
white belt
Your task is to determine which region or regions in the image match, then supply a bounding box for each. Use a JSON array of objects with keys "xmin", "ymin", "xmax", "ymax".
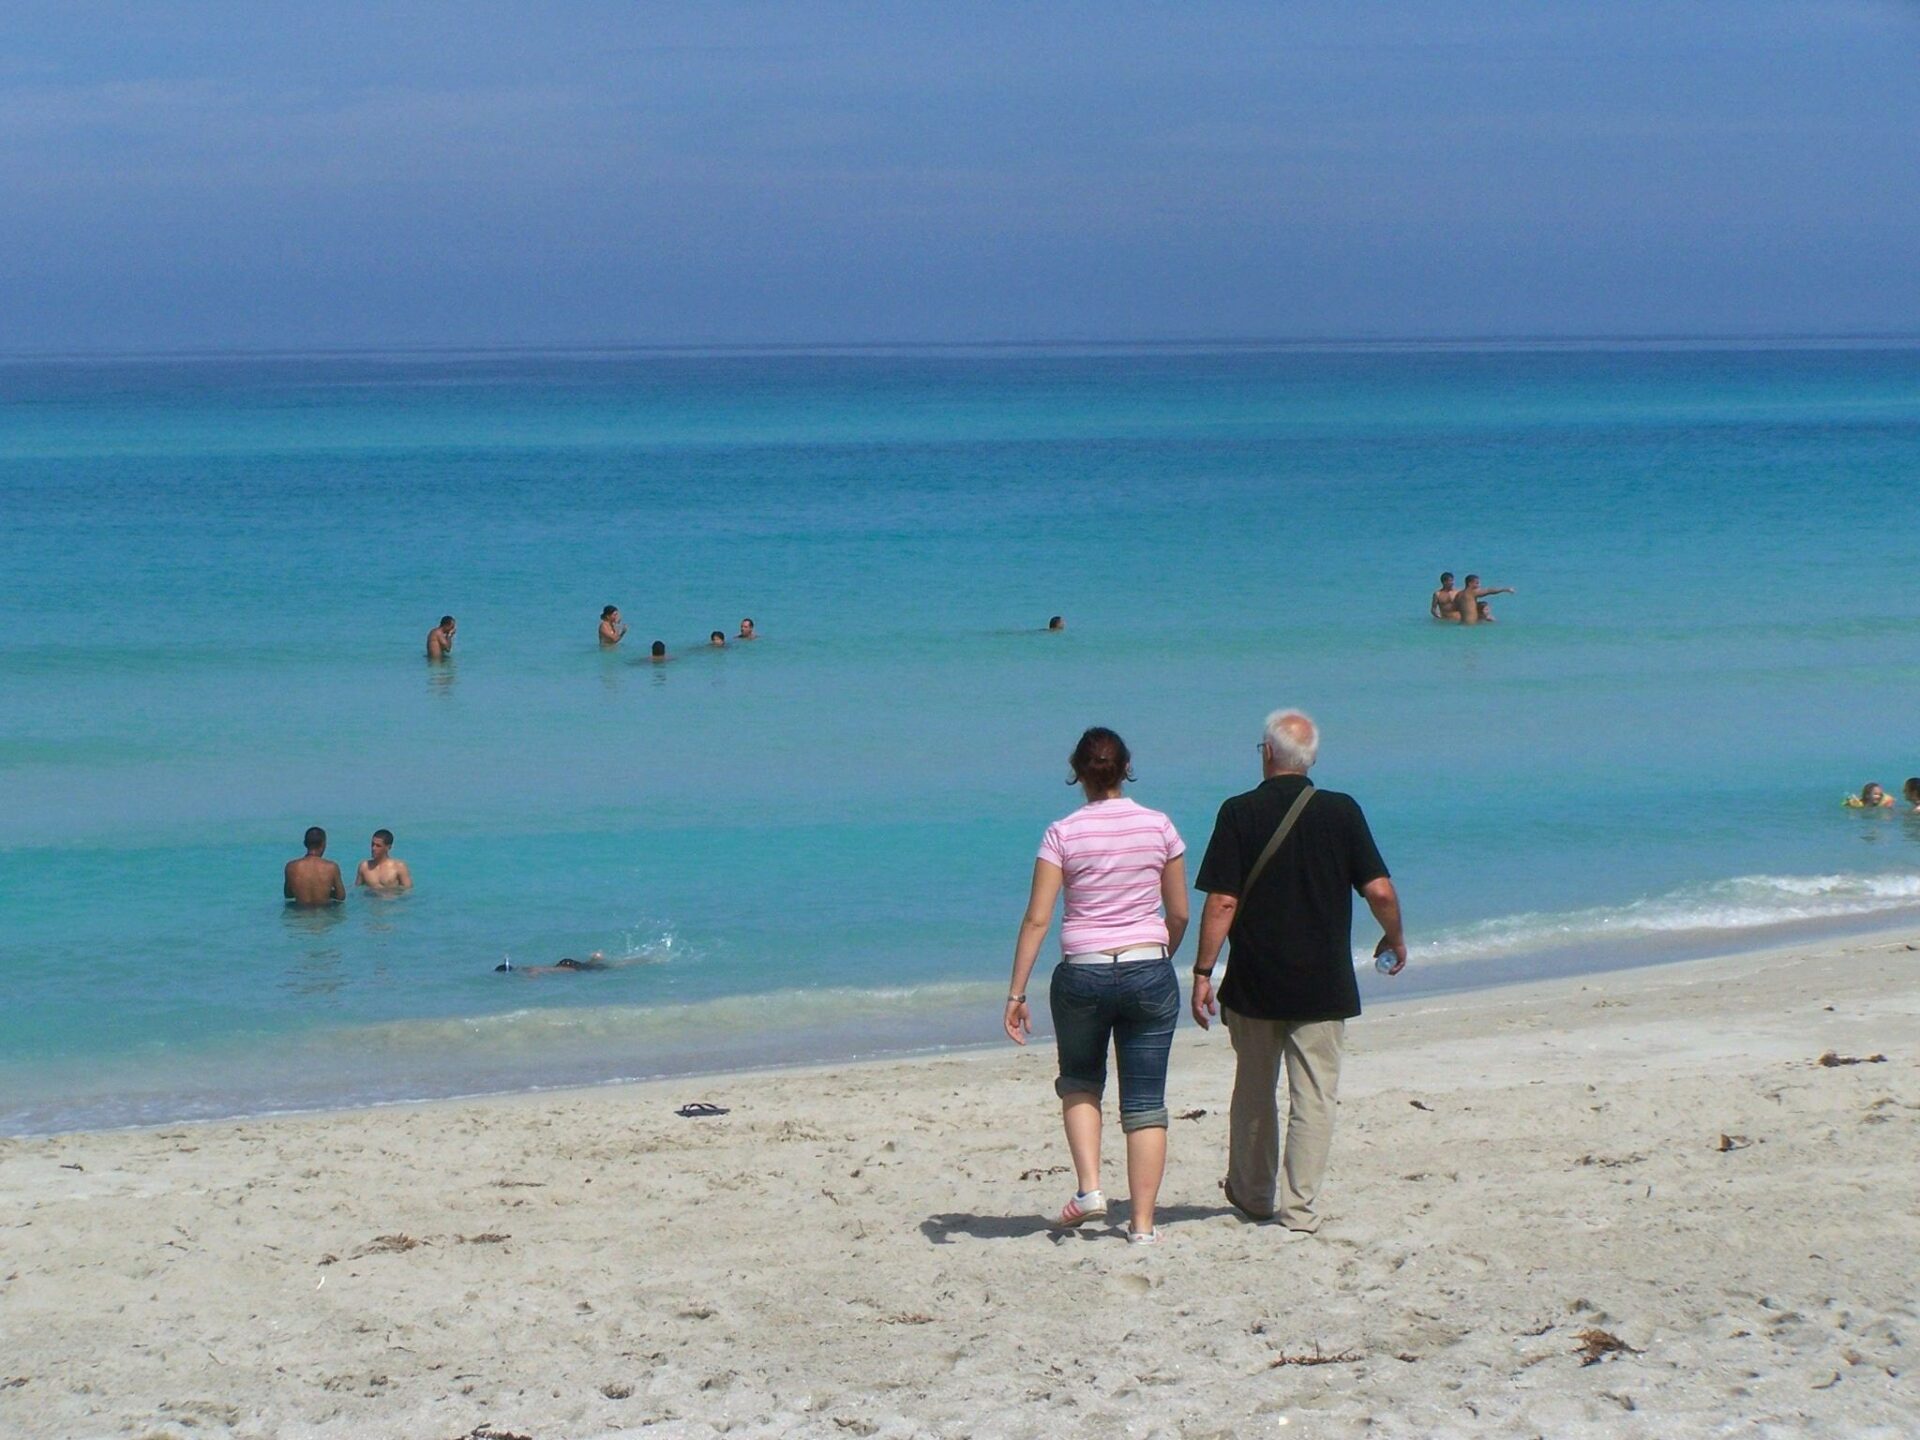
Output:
[{"xmin": 1063, "ymin": 943, "xmax": 1170, "ymax": 966}]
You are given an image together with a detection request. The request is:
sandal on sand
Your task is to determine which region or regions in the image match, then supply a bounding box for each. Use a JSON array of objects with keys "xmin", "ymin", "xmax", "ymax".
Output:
[
  {"xmin": 1127, "ymin": 1227, "xmax": 1160, "ymax": 1246},
  {"xmin": 1052, "ymin": 1190, "xmax": 1106, "ymax": 1227},
  {"xmin": 674, "ymin": 1102, "xmax": 729, "ymax": 1118}
]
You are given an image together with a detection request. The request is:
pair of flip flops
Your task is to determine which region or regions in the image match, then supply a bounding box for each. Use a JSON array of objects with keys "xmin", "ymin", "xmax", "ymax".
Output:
[{"xmin": 674, "ymin": 1102, "xmax": 729, "ymax": 1118}]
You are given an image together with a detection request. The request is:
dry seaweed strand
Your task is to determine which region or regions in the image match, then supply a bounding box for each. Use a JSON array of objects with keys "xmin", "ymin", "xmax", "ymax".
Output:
[
  {"xmin": 355, "ymin": 1233, "xmax": 422, "ymax": 1256},
  {"xmin": 1575, "ymin": 1329, "xmax": 1642, "ymax": 1365},
  {"xmin": 1818, "ymin": 1051, "xmax": 1888, "ymax": 1067},
  {"xmin": 1269, "ymin": 1343, "xmax": 1364, "ymax": 1367}
]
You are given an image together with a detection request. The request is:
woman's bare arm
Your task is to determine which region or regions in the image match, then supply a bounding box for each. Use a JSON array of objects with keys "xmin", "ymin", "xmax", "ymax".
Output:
[
  {"xmin": 1005, "ymin": 860, "xmax": 1063, "ymax": 1043},
  {"xmin": 1160, "ymin": 854, "xmax": 1190, "ymax": 958}
]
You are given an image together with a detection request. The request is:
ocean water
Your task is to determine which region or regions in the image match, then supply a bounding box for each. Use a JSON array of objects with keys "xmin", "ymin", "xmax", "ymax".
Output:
[{"xmin": 3, "ymin": 342, "xmax": 1919, "ymax": 1133}]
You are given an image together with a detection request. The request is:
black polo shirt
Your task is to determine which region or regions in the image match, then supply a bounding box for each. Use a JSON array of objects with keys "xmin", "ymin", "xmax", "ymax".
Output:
[{"xmin": 1195, "ymin": 774, "xmax": 1389, "ymax": 1022}]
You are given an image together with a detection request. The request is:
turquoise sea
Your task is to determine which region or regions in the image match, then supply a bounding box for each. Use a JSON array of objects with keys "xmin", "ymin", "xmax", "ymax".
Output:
[{"xmin": 4, "ymin": 342, "xmax": 1919, "ymax": 1134}]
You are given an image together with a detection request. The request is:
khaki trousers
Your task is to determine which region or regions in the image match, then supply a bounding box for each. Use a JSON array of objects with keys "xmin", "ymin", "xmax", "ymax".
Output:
[{"xmin": 1223, "ymin": 1009, "xmax": 1345, "ymax": 1231}]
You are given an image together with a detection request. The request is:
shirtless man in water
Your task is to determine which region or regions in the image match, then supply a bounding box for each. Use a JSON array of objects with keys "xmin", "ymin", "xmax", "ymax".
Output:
[
  {"xmin": 355, "ymin": 828, "xmax": 413, "ymax": 890},
  {"xmin": 1429, "ymin": 573, "xmax": 1458, "ymax": 620},
  {"xmin": 285, "ymin": 827, "xmax": 347, "ymax": 906},
  {"xmin": 1453, "ymin": 575, "xmax": 1515, "ymax": 626},
  {"xmin": 426, "ymin": 615, "xmax": 456, "ymax": 660}
]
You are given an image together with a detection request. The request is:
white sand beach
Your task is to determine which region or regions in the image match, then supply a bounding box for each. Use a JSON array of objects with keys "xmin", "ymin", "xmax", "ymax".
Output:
[{"xmin": 3, "ymin": 933, "xmax": 1916, "ymax": 1439}]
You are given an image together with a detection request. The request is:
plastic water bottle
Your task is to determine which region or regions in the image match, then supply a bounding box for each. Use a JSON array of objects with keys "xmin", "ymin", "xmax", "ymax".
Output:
[{"xmin": 1374, "ymin": 949, "xmax": 1397, "ymax": 975}]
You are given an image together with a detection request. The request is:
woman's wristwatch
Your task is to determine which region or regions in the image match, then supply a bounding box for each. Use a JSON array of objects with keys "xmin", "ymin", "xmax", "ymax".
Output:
[
  {"xmin": 1190, "ymin": 967, "xmax": 1215, "ymax": 979},
  {"xmin": 1007, "ymin": 993, "xmax": 1026, "ymax": 1004}
]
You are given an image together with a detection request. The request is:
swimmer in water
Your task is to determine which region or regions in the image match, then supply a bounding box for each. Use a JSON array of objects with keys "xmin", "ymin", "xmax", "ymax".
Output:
[
  {"xmin": 737, "ymin": 617, "xmax": 757, "ymax": 640},
  {"xmin": 649, "ymin": 640, "xmax": 671, "ymax": 663},
  {"xmin": 1845, "ymin": 782, "xmax": 1895, "ymax": 809},
  {"xmin": 1429, "ymin": 573, "xmax": 1457, "ymax": 621},
  {"xmin": 427, "ymin": 615, "xmax": 456, "ymax": 660},
  {"xmin": 709, "ymin": 630, "xmax": 727, "ymax": 647},
  {"xmin": 1047, "ymin": 615, "xmax": 1065, "ymax": 631},
  {"xmin": 496, "ymin": 951, "xmax": 610, "ymax": 976},
  {"xmin": 599, "ymin": 606, "xmax": 627, "ymax": 646},
  {"xmin": 1453, "ymin": 575, "xmax": 1515, "ymax": 626},
  {"xmin": 1905, "ymin": 778, "xmax": 1920, "ymax": 812},
  {"xmin": 285, "ymin": 827, "xmax": 347, "ymax": 907},
  {"xmin": 354, "ymin": 828, "xmax": 412, "ymax": 891}
]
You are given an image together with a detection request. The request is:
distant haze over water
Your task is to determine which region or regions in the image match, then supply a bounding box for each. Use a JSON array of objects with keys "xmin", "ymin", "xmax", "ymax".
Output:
[{"xmin": 3, "ymin": 343, "xmax": 1918, "ymax": 1132}]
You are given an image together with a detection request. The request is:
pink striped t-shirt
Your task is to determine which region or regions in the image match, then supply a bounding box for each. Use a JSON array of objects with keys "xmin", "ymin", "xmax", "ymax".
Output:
[{"xmin": 1038, "ymin": 797, "xmax": 1185, "ymax": 955}]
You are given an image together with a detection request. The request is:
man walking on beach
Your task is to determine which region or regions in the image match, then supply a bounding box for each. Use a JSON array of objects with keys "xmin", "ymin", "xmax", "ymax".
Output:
[
  {"xmin": 1190, "ymin": 710, "xmax": 1407, "ymax": 1233},
  {"xmin": 284, "ymin": 827, "xmax": 347, "ymax": 907}
]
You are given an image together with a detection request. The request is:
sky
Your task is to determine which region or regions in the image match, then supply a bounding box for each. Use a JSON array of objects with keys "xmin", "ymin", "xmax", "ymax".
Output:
[{"xmin": 2, "ymin": 1, "xmax": 1918, "ymax": 350}]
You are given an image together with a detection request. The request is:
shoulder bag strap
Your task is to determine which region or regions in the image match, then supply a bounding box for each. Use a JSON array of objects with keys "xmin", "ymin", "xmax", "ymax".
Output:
[{"xmin": 1230, "ymin": 785, "xmax": 1314, "ymax": 933}]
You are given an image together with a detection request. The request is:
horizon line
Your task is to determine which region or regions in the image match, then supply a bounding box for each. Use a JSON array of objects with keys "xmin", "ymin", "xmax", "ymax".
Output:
[{"xmin": 5, "ymin": 329, "xmax": 1920, "ymax": 364}]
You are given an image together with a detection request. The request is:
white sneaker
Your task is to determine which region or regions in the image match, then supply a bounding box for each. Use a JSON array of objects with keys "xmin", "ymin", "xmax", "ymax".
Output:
[{"xmin": 1053, "ymin": 1190, "xmax": 1105, "ymax": 1227}]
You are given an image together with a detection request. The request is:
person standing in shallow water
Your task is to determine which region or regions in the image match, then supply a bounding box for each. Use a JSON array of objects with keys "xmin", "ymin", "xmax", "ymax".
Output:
[
  {"xmin": 355, "ymin": 829, "xmax": 412, "ymax": 891},
  {"xmin": 1452, "ymin": 575, "xmax": 1514, "ymax": 625},
  {"xmin": 285, "ymin": 827, "xmax": 347, "ymax": 907},
  {"xmin": 1004, "ymin": 727, "xmax": 1189, "ymax": 1244},
  {"xmin": 426, "ymin": 615, "xmax": 456, "ymax": 660},
  {"xmin": 599, "ymin": 606, "xmax": 627, "ymax": 646}
]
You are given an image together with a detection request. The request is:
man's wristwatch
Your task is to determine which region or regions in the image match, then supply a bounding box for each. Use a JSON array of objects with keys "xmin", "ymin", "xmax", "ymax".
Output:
[
  {"xmin": 1191, "ymin": 967, "xmax": 1215, "ymax": 979},
  {"xmin": 1007, "ymin": 994, "xmax": 1026, "ymax": 1004}
]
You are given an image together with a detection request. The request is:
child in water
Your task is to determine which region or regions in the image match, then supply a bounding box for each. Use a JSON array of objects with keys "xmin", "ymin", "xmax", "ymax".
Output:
[{"xmin": 1844, "ymin": 782, "xmax": 1895, "ymax": 809}]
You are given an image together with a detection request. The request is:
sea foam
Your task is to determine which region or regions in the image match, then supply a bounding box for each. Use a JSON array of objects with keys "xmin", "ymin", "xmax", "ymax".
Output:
[{"xmin": 1374, "ymin": 871, "xmax": 1920, "ymax": 969}]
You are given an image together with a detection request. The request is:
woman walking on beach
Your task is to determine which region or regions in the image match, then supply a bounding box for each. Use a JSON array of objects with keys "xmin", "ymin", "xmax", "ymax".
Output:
[{"xmin": 1005, "ymin": 727, "xmax": 1189, "ymax": 1243}]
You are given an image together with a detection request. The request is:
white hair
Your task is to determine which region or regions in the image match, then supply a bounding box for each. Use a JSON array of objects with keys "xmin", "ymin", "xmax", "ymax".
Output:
[{"xmin": 1262, "ymin": 709, "xmax": 1319, "ymax": 771}]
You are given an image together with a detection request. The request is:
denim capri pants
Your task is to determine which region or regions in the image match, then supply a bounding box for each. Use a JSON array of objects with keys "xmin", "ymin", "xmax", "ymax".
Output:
[{"xmin": 1049, "ymin": 958, "xmax": 1179, "ymax": 1131}]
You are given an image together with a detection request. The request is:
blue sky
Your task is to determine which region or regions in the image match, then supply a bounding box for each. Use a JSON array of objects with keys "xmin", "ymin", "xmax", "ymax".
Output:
[{"xmin": 3, "ymin": 1, "xmax": 1917, "ymax": 349}]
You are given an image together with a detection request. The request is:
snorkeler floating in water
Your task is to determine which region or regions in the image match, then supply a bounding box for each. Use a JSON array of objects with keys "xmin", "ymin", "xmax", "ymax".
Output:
[{"xmin": 496, "ymin": 951, "xmax": 611, "ymax": 976}]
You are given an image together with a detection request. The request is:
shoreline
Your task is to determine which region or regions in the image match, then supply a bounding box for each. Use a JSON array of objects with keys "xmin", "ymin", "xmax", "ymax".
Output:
[
  {"xmin": 3, "ymin": 927, "xmax": 1914, "ymax": 1437},
  {"xmin": 12, "ymin": 906, "xmax": 1920, "ymax": 1141}
]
